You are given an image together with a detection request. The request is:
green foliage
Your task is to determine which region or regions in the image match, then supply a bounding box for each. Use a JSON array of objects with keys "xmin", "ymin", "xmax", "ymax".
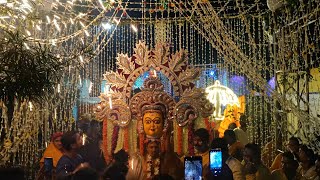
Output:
[{"xmin": 0, "ymin": 30, "xmax": 66, "ymax": 102}]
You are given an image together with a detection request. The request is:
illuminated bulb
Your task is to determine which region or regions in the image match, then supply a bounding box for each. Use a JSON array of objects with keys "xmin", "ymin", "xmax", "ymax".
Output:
[
  {"xmin": 57, "ymin": 84, "xmax": 60, "ymax": 93},
  {"xmin": 0, "ymin": 16, "xmax": 9, "ymax": 19},
  {"xmin": 28, "ymin": 102, "xmax": 33, "ymax": 111},
  {"xmin": 79, "ymin": 55, "xmax": 84, "ymax": 63},
  {"xmin": 82, "ymin": 134, "xmax": 86, "ymax": 145},
  {"xmin": 113, "ymin": 18, "xmax": 120, "ymax": 25},
  {"xmin": 109, "ymin": 96, "xmax": 112, "ymax": 109},
  {"xmin": 98, "ymin": 0, "xmax": 106, "ymax": 10},
  {"xmin": 80, "ymin": 38, "xmax": 84, "ymax": 45},
  {"xmin": 54, "ymin": 15, "xmax": 60, "ymax": 19},
  {"xmin": 36, "ymin": 25, "xmax": 41, "ymax": 30},
  {"xmin": 79, "ymin": 75, "xmax": 82, "ymax": 85},
  {"xmin": 102, "ymin": 22, "xmax": 112, "ymax": 30},
  {"xmin": 88, "ymin": 82, "xmax": 93, "ymax": 94},
  {"xmin": 70, "ymin": 18, "xmax": 74, "ymax": 24},
  {"xmin": 0, "ymin": 0, "xmax": 7, "ymax": 4},
  {"xmin": 84, "ymin": 30, "xmax": 90, "ymax": 36},
  {"xmin": 79, "ymin": 21, "xmax": 85, "ymax": 28},
  {"xmin": 24, "ymin": 43, "xmax": 30, "ymax": 49},
  {"xmin": 46, "ymin": 16, "xmax": 51, "ymax": 23},
  {"xmin": 54, "ymin": 108, "xmax": 57, "ymax": 119},
  {"xmin": 131, "ymin": 24, "xmax": 138, "ymax": 32},
  {"xmin": 53, "ymin": 19, "xmax": 60, "ymax": 31},
  {"xmin": 25, "ymin": 30, "xmax": 31, "ymax": 36}
]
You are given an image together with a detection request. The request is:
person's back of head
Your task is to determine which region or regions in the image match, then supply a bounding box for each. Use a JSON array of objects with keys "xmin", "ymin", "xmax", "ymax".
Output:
[
  {"xmin": 113, "ymin": 149, "xmax": 129, "ymax": 164},
  {"xmin": 152, "ymin": 174, "xmax": 174, "ymax": 180},
  {"xmin": 224, "ymin": 130, "xmax": 237, "ymax": 144},
  {"xmin": 61, "ymin": 131, "xmax": 78, "ymax": 151},
  {"xmin": 0, "ymin": 166, "xmax": 25, "ymax": 180},
  {"xmin": 244, "ymin": 143, "xmax": 261, "ymax": 162},
  {"xmin": 72, "ymin": 167, "xmax": 99, "ymax": 180},
  {"xmin": 299, "ymin": 145, "xmax": 316, "ymax": 165},
  {"xmin": 194, "ymin": 128, "xmax": 209, "ymax": 143},
  {"xmin": 211, "ymin": 138, "xmax": 228, "ymax": 153},
  {"xmin": 102, "ymin": 164, "xmax": 126, "ymax": 180},
  {"xmin": 228, "ymin": 123, "xmax": 237, "ymax": 130}
]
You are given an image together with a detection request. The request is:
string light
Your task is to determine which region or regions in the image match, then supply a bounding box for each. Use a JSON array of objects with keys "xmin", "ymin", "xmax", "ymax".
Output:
[
  {"xmin": 28, "ymin": 102, "xmax": 33, "ymax": 111},
  {"xmin": 131, "ymin": 24, "xmax": 138, "ymax": 32}
]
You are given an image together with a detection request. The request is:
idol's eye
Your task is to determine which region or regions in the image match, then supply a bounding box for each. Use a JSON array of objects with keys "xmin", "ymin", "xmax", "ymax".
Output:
[
  {"xmin": 146, "ymin": 120, "xmax": 151, "ymax": 124},
  {"xmin": 154, "ymin": 120, "xmax": 160, "ymax": 124}
]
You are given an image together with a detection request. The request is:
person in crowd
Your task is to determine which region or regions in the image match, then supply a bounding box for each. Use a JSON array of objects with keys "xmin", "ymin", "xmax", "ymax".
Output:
[
  {"xmin": 224, "ymin": 130, "xmax": 244, "ymax": 162},
  {"xmin": 243, "ymin": 143, "xmax": 271, "ymax": 180},
  {"xmin": 0, "ymin": 166, "xmax": 25, "ymax": 180},
  {"xmin": 315, "ymin": 156, "xmax": 320, "ymax": 180},
  {"xmin": 40, "ymin": 132, "xmax": 64, "ymax": 168},
  {"xmin": 152, "ymin": 174, "xmax": 174, "ymax": 180},
  {"xmin": 270, "ymin": 136, "xmax": 300, "ymax": 171},
  {"xmin": 233, "ymin": 119, "xmax": 249, "ymax": 146},
  {"xmin": 297, "ymin": 145, "xmax": 317, "ymax": 179},
  {"xmin": 102, "ymin": 164, "xmax": 126, "ymax": 180},
  {"xmin": 72, "ymin": 167, "xmax": 99, "ymax": 180},
  {"xmin": 271, "ymin": 151, "xmax": 301, "ymax": 180},
  {"xmin": 112, "ymin": 149, "xmax": 129, "ymax": 176},
  {"xmin": 79, "ymin": 120, "xmax": 106, "ymax": 174},
  {"xmin": 56, "ymin": 131, "xmax": 89, "ymax": 179},
  {"xmin": 208, "ymin": 138, "xmax": 245, "ymax": 180},
  {"xmin": 228, "ymin": 123, "xmax": 238, "ymax": 130},
  {"xmin": 193, "ymin": 128, "xmax": 211, "ymax": 178}
]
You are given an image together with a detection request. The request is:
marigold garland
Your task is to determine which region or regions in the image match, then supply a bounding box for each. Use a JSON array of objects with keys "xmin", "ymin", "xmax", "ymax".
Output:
[
  {"xmin": 102, "ymin": 118, "xmax": 109, "ymax": 161},
  {"xmin": 140, "ymin": 133, "xmax": 144, "ymax": 156},
  {"xmin": 111, "ymin": 125, "xmax": 120, "ymax": 153},
  {"xmin": 187, "ymin": 122, "xmax": 195, "ymax": 156},
  {"xmin": 177, "ymin": 126, "xmax": 183, "ymax": 156},
  {"xmin": 123, "ymin": 127, "xmax": 129, "ymax": 151}
]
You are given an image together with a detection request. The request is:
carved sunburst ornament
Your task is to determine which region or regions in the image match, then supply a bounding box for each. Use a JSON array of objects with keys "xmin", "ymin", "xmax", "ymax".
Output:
[
  {"xmin": 103, "ymin": 41, "xmax": 201, "ymax": 99},
  {"xmin": 96, "ymin": 41, "xmax": 212, "ymax": 128}
]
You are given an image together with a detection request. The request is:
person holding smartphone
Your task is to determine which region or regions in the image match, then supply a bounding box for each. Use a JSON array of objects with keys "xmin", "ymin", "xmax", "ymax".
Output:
[
  {"xmin": 193, "ymin": 128, "xmax": 211, "ymax": 179},
  {"xmin": 209, "ymin": 138, "xmax": 245, "ymax": 180}
]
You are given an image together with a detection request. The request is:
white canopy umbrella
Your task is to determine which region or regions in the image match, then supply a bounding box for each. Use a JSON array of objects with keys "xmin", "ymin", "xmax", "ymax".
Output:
[{"xmin": 205, "ymin": 80, "xmax": 240, "ymax": 120}]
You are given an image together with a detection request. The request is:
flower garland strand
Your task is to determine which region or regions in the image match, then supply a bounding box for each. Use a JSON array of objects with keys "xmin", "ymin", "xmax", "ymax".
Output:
[
  {"xmin": 123, "ymin": 127, "xmax": 129, "ymax": 151},
  {"xmin": 139, "ymin": 133, "xmax": 144, "ymax": 156},
  {"xmin": 146, "ymin": 154, "xmax": 160, "ymax": 179},
  {"xmin": 177, "ymin": 126, "xmax": 183, "ymax": 155},
  {"xmin": 187, "ymin": 122, "xmax": 195, "ymax": 156},
  {"xmin": 111, "ymin": 125, "xmax": 120, "ymax": 153},
  {"xmin": 102, "ymin": 118, "xmax": 109, "ymax": 162}
]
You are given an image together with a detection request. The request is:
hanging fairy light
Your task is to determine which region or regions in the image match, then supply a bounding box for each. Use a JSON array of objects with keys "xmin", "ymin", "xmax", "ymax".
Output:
[
  {"xmin": 205, "ymin": 80, "xmax": 240, "ymax": 120},
  {"xmin": 131, "ymin": 24, "xmax": 138, "ymax": 32}
]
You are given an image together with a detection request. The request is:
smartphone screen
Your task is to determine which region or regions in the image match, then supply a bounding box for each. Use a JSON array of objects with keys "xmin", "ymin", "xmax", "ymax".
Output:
[
  {"xmin": 184, "ymin": 156, "xmax": 202, "ymax": 180},
  {"xmin": 44, "ymin": 157, "xmax": 53, "ymax": 176},
  {"xmin": 210, "ymin": 149, "xmax": 222, "ymax": 176}
]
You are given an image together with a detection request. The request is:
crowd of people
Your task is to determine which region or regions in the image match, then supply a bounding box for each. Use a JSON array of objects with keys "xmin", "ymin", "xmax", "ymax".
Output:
[{"xmin": 1, "ymin": 120, "xmax": 320, "ymax": 180}]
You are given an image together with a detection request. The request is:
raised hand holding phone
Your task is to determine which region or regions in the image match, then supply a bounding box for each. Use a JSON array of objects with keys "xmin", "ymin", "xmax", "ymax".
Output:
[
  {"xmin": 184, "ymin": 156, "xmax": 203, "ymax": 180},
  {"xmin": 209, "ymin": 148, "xmax": 222, "ymax": 176}
]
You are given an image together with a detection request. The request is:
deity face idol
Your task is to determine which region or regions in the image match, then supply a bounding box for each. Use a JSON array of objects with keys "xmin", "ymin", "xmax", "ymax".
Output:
[{"xmin": 143, "ymin": 111, "xmax": 164, "ymax": 138}]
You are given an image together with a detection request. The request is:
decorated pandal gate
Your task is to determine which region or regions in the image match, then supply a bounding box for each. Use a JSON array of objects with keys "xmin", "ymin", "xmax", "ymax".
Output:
[{"xmin": 95, "ymin": 41, "xmax": 213, "ymax": 159}]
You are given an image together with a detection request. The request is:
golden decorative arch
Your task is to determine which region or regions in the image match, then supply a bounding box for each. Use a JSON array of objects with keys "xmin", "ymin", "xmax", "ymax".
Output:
[{"xmin": 103, "ymin": 41, "xmax": 201, "ymax": 99}]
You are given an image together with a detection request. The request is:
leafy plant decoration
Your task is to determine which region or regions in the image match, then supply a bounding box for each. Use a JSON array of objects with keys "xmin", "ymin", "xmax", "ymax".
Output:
[{"xmin": 0, "ymin": 30, "xmax": 66, "ymax": 102}]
